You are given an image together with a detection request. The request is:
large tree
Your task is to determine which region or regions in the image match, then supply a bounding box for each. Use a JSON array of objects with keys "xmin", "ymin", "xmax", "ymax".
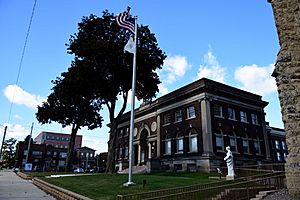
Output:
[
  {"xmin": 66, "ymin": 10, "xmax": 166, "ymax": 172},
  {"xmin": 2, "ymin": 138, "xmax": 17, "ymax": 168},
  {"xmin": 36, "ymin": 65, "xmax": 103, "ymax": 171}
]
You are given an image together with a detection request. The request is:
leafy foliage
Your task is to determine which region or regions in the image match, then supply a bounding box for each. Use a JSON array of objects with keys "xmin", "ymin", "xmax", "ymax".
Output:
[
  {"xmin": 36, "ymin": 62, "xmax": 103, "ymax": 171},
  {"xmin": 2, "ymin": 138, "xmax": 17, "ymax": 167},
  {"xmin": 66, "ymin": 10, "xmax": 166, "ymax": 172}
]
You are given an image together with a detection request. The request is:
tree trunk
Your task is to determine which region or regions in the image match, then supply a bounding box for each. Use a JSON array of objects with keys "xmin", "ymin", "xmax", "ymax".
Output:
[
  {"xmin": 65, "ymin": 124, "xmax": 79, "ymax": 172},
  {"xmin": 106, "ymin": 120, "xmax": 118, "ymax": 173},
  {"xmin": 268, "ymin": 0, "xmax": 300, "ymax": 197}
]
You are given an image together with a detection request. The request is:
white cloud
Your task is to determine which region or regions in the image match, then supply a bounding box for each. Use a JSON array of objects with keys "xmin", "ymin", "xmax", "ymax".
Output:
[
  {"xmin": 82, "ymin": 135, "xmax": 108, "ymax": 153},
  {"xmin": 14, "ymin": 114, "xmax": 22, "ymax": 119},
  {"xmin": 0, "ymin": 124, "xmax": 29, "ymax": 146},
  {"xmin": 161, "ymin": 55, "xmax": 191, "ymax": 84},
  {"xmin": 158, "ymin": 84, "xmax": 169, "ymax": 96},
  {"xmin": 4, "ymin": 85, "xmax": 46, "ymax": 109},
  {"xmin": 234, "ymin": 64, "xmax": 277, "ymax": 96},
  {"xmin": 196, "ymin": 50, "xmax": 226, "ymax": 83}
]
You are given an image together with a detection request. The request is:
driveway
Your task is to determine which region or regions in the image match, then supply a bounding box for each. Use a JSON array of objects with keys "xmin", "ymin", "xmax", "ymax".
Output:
[{"xmin": 0, "ymin": 169, "xmax": 56, "ymax": 200}]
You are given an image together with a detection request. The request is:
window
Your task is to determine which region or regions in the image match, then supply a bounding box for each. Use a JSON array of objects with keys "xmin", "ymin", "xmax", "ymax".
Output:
[
  {"xmin": 125, "ymin": 128, "xmax": 129, "ymax": 136},
  {"xmin": 282, "ymin": 141, "xmax": 286, "ymax": 150},
  {"xmin": 46, "ymin": 136, "xmax": 50, "ymax": 140},
  {"xmin": 251, "ymin": 113, "xmax": 258, "ymax": 125},
  {"xmin": 240, "ymin": 111, "xmax": 248, "ymax": 122},
  {"xmin": 229, "ymin": 137, "xmax": 237, "ymax": 152},
  {"xmin": 163, "ymin": 113, "xmax": 171, "ymax": 125},
  {"xmin": 214, "ymin": 104, "xmax": 223, "ymax": 117},
  {"xmin": 125, "ymin": 146, "xmax": 129, "ymax": 158},
  {"xmin": 32, "ymin": 151, "xmax": 42, "ymax": 156},
  {"xmin": 189, "ymin": 129, "xmax": 198, "ymax": 152},
  {"xmin": 215, "ymin": 129, "xmax": 224, "ymax": 151},
  {"xmin": 59, "ymin": 152, "xmax": 67, "ymax": 158},
  {"xmin": 228, "ymin": 108, "xmax": 236, "ymax": 120},
  {"xmin": 283, "ymin": 153, "xmax": 287, "ymax": 161},
  {"xmin": 175, "ymin": 110, "xmax": 182, "ymax": 122},
  {"xmin": 119, "ymin": 147, "xmax": 123, "ymax": 158},
  {"xmin": 242, "ymin": 133, "xmax": 250, "ymax": 154},
  {"xmin": 254, "ymin": 138, "xmax": 261, "ymax": 154},
  {"xmin": 164, "ymin": 135, "xmax": 172, "ymax": 155},
  {"xmin": 47, "ymin": 151, "xmax": 52, "ymax": 156},
  {"xmin": 176, "ymin": 132, "xmax": 184, "ymax": 153},
  {"xmin": 23, "ymin": 150, "xmax": 28, "ymax": 156},
  {"xmin": 277, "ymin": 152, "xmax": 282, "ymax": 161},
  {"xmin": 187, "ymin": 106, "xmax": 196, "ymax": 119},
  {"xmin": 119, "ymin": 129, "xmax": 123, "ymax": 138},
  {"xmin": 275, "ymin": 140, "xmax": 280, "ymax": 150}
]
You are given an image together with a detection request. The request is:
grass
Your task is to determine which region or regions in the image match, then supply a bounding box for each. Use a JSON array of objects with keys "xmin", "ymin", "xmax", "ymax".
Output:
[{"xmin": 36, "ymin": 172, "xmax": 219, "ymax": 200}]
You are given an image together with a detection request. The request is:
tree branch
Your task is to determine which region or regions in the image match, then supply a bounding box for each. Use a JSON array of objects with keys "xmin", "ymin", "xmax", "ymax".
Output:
[{"xmin": 117, "ymin": 91, "xmax": 128, "ymax": 120}]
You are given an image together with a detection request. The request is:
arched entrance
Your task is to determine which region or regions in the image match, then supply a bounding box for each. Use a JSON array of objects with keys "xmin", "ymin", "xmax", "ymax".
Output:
[{"xmin": 139, "ymin": 129, "xmax": 148, "ymax": 164}]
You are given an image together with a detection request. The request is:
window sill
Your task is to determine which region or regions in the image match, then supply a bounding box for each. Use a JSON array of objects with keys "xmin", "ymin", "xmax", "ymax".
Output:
[
  {"xmin": 241, "ymin": 121, "xmax": 249, "ymax": 124},
  {"xmin": 188, "ymin": 151, "xmax": 198, "ymax": 153},
  {"xmin": 186, "ymin": 116, "xmax": 196, "ymax": 120},
  {"xmin": 229, "ymin": 118, "xmax": 237, "ymax": 121},
  {"xmin": 175, "ymin": 152, "xmax": 184, "ymax": 155},
  {"xmin": 214, "ymin": 115, "xmax": 224, "ymax": 119},
  {"xmin": 174, "ymin": 120, "xmax": 182, "ymax": 124},
  {"xmin": 163, "ymin": 153, "xmax": 171, "ymax": 156},
  {"xmin": 162, "ymin": 123, "xmax": 171, "ymax": 127},
  {"xmin": 217, "ymin": 150, "xmax": 225, "ymax": 153}
]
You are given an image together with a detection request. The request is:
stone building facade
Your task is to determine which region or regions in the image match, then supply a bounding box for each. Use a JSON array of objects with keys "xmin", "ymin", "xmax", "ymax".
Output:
[
  {"xmin": 115, "ymin": 78, "xmax": 273, "ymax": 172},
  {"xmin": 268, "ymin": 0, "xmax": 300, "ymax": 196}
]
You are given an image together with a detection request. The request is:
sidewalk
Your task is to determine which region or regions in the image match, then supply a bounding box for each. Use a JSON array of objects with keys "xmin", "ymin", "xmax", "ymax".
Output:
[{"xmin": 0, "ymin": 169, "xmax": 56, "ymax": 200}]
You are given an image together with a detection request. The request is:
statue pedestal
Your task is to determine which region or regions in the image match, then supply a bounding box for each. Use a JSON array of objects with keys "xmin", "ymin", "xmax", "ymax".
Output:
[{"xmin": 226, "ymin": 175, "xmax": 235, "ymax": 180}]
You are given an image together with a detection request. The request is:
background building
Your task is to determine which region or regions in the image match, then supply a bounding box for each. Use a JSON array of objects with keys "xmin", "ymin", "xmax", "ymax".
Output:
[{"xmin": 34, "ymin": 131, "xmax": 82, "ymax": 149}]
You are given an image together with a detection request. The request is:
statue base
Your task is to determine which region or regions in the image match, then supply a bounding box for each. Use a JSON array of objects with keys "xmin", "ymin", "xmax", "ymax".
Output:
[{"xmin": 226, "ymin": 175, "xmax": 235, "ymax": 180}]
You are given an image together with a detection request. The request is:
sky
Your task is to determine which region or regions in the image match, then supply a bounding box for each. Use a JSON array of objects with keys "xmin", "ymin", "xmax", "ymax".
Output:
[{"xmin": 0, "ymin": 0, "xmax": 283, "ymax": 154}]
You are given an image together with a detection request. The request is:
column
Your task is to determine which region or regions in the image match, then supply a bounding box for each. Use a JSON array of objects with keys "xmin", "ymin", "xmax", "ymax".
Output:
[
  {"xmin": 200, "ymin": 96, "xmax": 215, "ymax": 157},
  {"xmin": 138, "ymin": 145, "xmax": 141, "ymax": 164},
  {"xmin": 156, "ymin": 115, "xmax": 161, "ymax": 157}
]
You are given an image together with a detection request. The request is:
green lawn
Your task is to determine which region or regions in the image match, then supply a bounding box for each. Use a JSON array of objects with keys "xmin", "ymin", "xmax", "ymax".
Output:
[{"xmin": 39, "ymin": 172, "xmax": 218, "ymax": 200}]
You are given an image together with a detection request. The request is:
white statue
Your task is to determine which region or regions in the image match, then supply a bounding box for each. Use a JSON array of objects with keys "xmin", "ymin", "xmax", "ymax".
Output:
[{"xmin": 224, "ymin": 146, "xmax": 234, "ymax": 179}]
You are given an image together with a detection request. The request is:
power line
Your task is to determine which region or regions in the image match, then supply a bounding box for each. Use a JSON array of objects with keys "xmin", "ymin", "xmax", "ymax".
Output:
[{"xmin": 7, "ymin": 0, "xmax": 37, "ymax": 124}]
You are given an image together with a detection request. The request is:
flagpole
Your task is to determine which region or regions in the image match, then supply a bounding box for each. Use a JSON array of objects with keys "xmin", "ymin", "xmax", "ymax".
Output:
[{"xmin": 124, "ymin": 15, "xmax": 137, "ymax": 186}]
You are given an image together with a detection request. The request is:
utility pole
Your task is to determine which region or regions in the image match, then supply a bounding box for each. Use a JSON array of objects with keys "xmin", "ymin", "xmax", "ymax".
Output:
[
  {"xmin": 25, "ymin": 123, "xmax": 34, "ymax": 164},
  {"xmin": 0, "ymin": 126, "xmax": 8, "ymax": 161}
]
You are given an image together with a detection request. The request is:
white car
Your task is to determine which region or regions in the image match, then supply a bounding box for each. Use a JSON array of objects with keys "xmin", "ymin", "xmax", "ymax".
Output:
[{"xmin": 73, "ymin": 167, "xmax": 84, "ymax": 173}]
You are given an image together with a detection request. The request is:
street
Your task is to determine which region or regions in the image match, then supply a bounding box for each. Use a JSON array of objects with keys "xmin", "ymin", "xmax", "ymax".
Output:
[{"xmin": 0, "ymin": 169, "xmax": 56, "ymax": 200}]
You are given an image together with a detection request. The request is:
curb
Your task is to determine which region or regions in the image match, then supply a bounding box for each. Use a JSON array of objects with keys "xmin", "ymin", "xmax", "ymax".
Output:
[{"xmin": 33, "ymin": 178, "xmax": 93, "ymax": 200}]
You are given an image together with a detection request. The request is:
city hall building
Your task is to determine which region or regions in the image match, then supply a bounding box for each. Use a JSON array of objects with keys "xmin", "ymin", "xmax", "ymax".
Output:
[{"xmin": 115, "ymin": 78, "xmax": 274, "ymax": 172}]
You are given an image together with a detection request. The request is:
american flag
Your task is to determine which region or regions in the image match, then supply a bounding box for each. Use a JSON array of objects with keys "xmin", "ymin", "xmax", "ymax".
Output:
[{"xmin": 116, "ymin": 7, "xmax": 135, "ymax": 34}]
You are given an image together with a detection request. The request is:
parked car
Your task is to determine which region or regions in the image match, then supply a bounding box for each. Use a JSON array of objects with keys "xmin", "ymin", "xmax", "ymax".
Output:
[
  {"xmin": 73, "ymin": 167, "xmax": 84, "ymax": 173},
  {"xmin": 13, "ymin": 167, "xmax": 20, "ymax": 172}
]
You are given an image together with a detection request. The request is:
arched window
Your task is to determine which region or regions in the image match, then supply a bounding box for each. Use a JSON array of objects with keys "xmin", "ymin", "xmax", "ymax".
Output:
[
  {"xmin": 176, "ymin": 132, "xmax": 184, "ymax": 154},
  {"xmin": 214, "ymin": 128, "xmax": 224, "ymax": 152},
  {"xmin": 228, "ymin": 131, "xmax": 237, "ymax": 152},
  {"xmin": 164, "ymin": 134, "xmax": 172, "ymax": 155},
  {"xmin": 242, "ymin": 133, "xmax": 250, "ymax": 154},
  {"xmin": 189, "ymin": 129, "xmax": 198, "ymax": 152}
]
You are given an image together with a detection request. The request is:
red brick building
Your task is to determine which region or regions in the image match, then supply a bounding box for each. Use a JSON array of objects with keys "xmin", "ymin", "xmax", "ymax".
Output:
[
  {"xmin": 34, "ymin": 132, "xmax": 82, "ymax": 149},
  {"xmin": 115, "ymin": 78, "xmax": 274, "ymax": 172}
]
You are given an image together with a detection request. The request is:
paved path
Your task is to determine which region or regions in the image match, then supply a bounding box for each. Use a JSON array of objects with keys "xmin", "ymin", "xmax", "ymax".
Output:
[{"xmin": 0, "ymin": 169, "xmax": 56, "ymax": 200}]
